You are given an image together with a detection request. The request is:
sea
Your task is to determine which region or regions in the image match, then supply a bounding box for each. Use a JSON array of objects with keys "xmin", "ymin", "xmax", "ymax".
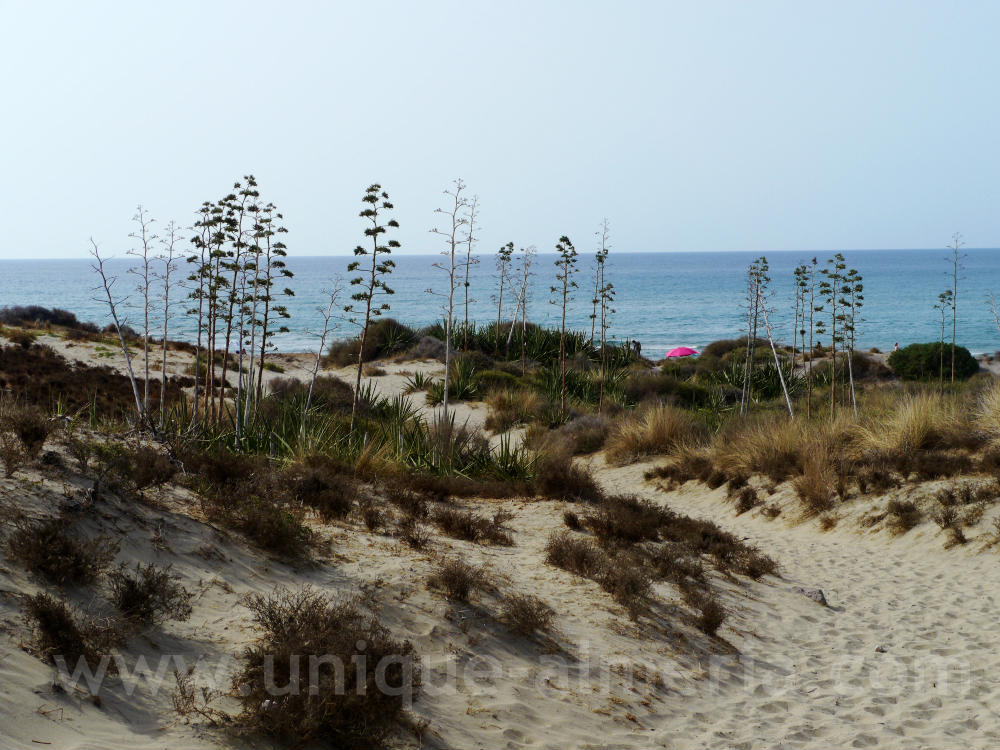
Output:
[{"xmin": 2, "ymin": 249, "xmax": 999, "ymax": 357}]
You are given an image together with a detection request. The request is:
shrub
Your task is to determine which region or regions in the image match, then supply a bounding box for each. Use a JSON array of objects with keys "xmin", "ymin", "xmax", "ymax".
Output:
[
  {"xmin": 432, "ymin": 507, "xmax": 513, "ymax": 546},
  {"xmin": 406, "ymin": 335, "xmax": 446, "ymax": 362},
  {"xmin": 396, "ymin": 515, "xmax": 430, "ymax": 549},
  {"xmin": 550, "ymin": 413, "xmax": 612, "ymax": 455},
  {"xmin": 427, "ymin": 558, "xmax": 490, "ymax": 601},
  {"xmin": 23, "ymin": 593, "xmax": 103, "ymax": 666},
  {"xmin": 501, "ymin": 593, "xmax": 555, "ymax": 636},
  {"xmin": 733, "ymin": 486, "xmax": 759, "ymax": 515},
  {"xmin": 268, "ymin": 376, "xmax": 354, "ymax": 414},
  {"xmin": 1, "ymin": 403, "xmax": 53, "ymax": 458},
  {"xmin": 544, "ymin": 532, "xmax": 607, "ymax": 577},
  {"xmin": 106, "ymin": 562, "xmax": 194, "ymax": 626},
  {"xmin": 597, "ymin": 561, "xmax": 651, "ymax": 619},
  {"xmin": 362, "ymin": 364, "xmax": 387, "ymax": 377},
  {"xmin": 324, "ymin": 318, "xmax": 417, "ymax": 367},
  {"xmin": 288, "ymin": 463, "xmax": 356, "ymax": 521},
  {"xmin": 8, "ymin": 516, "xmax": 117, "ymax": 585},
  {"xmin": 533, "ymin": 447, "xmax": 604, "ymax": 502},
  {"xmin": 644, "ymin": 544, "xmax": 705, "ymax": 585},
  {"xmin": 888, "ymin": 342, "xmax": 978, "ymax": 381},
  {"xmin": 586, "ymin": 494, "xmax": 671, "ymax": 547},
  {"xmin": 683, "ymin": 589, "xmax": 726, "ymax": 636},
  {"xmin": 605, "ymin": 404, "xmax": 702, "ymax": 465},
  {"xmin": 0, "ymin": 432, "xmax": 26, "ymax": 476},
  {"xmin": 934, "ymin": 506, "xmax": 968, "ymax": 547},
  {"xmin": 562, "ymin": 510, "xmax": 581, "ymax": 530},
  {"xmin": 234, "ymin": 587, "xmax": 418, "ymax": 748},
  {"xmin": 484, "ymin": 388, "xmax": 545, "ymax": 433},
  {"xmin": 235, "ymin": 497, "xmax": 312, "ymax": 556},
  {"xmin": 885, "ymin": 499, "xmax": 922, "ymax": 534},
  {"xmin": 358, "ymin": 500, "xmax": 385, "ymax": 532}
]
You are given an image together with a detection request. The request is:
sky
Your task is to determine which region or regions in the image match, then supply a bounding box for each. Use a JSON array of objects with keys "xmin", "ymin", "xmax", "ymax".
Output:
[{"xmin": 1, "ymin": 0, "xmax": 998, "ymax": 258}]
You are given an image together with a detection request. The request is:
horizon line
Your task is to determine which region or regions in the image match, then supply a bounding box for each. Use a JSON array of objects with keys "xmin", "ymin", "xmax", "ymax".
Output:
[{"xmin": 3, "ymin": 246, "xmax": 999, "ymax": 261}]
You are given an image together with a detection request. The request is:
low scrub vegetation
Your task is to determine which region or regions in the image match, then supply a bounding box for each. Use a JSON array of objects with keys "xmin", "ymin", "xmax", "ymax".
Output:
[
  {"xmin": 8, "ymin": 516, "xmax": 117, "ymax": 585},
  {"xmin": 106, "ymin": 562, "xmax": 193, "ymax": 626},
  {"xmin": 234, "ymin": 587, "xmax": 418, "ymax": 748}
]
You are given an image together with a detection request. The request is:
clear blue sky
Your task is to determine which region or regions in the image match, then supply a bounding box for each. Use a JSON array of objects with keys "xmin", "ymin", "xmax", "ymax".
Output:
[{"xmin": 1, "ymin": 0, "xmax": 997, "ymax": 258}]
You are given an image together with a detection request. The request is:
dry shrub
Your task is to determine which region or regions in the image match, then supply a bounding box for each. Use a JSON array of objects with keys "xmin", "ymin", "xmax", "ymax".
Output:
[
  {"xmin": 732, "ymin": 486, "xmax": 759, "ymax": 515},
  {"xmin": 550, "ymin": 413, "xmax": 612, "ymax": 455},
  {"xmin": 544, "ymin": 532, "xmax": 607, "ymax": 577},
  {"xmin": 683, "ymin": 588, "xmax": 726, "ymax": 636},
  {"xmin": 644, "ymin": 544, "xmax": 705, "ymax": 586},
  {"xmin": 383, "ymin": 484, "xmax": 429, "ymax": 517},
  {"xmin": 396, "ymin": 515, "xmax": 430, "ymax": 549},
  {"xmin": 934, "ymin": 506, "xmax": 968, "ymax": 547},
  {"xmin": 204, "ymin": 489, "xmax": 312, "ymax": 558},
  {"xmin": 597, "ymin": 560, "xmax": 652, "ymax": 618},
  {"xmin": 362, "ymin": 364, "xmax": 387, "ymax": 377},
  {"xmin": 0, "ymin": 432, "xmax": 26, "ymax": 476},
  {"xmin": 855, "ymin": 463, "xmax": 898, "ymax": 494},
  {"xmin": 562, "ymin": 510, "xmax": 581, "ymax": 530},
  {"xmin": 106, "ymin": 562, "xmax": 193, "ymax": 626},
  {"xmin": 94, "ymin": 443, "xmax": 175, "ymax": 491},
  {"xmin": 433, "ymin": 507, "xmax": 513, "ymax": 546},
  {"xmin": 22, "ymin": 593, "xmax": 116, "ymax": 667},
  {"xmin": 501, "ymin": 593, "xmax": 555, "ymax": 636},
  {"xmin": 1, "ymin": 402, "xmax": 54, "ymax": 458},
  {"xmin": 288, "ymin": 462, "xmax": 356, "ymax": 521},
  {"xmin": 605, "ymin": 404, "xmax": 703, "ymax": 465},
  {"xmin": 8, "ymin": 516, "xmax": 117, "ymax": 585},
  {"xmin": 644, "ymin": 445, "xmax": 714, "ymax": 486},
  {"xmin": 427, "ymin": 558, "xmax": 490, "ymax": 601},
  {"xmin": 0, "ymin": 344, "xmax": 190, "ymax": 419},
  {"xmin": 234, "ymin": 587, "xmax": 418, "ymax": 748},
  {"xmin": 818, "ymin": 513, "xmax": 838, "ymax": 531},
  {"xmin": 533, "ymin": 446, "xmax": 604, "ymax": 502},
  {"xmin": 358, "ymin": 499, "xmax": 385, "ymax": 532},
  {"xmin": 484, "ymin": 388, "xmax": 545, "ymax": 433},
  {"xmin": 885, "ymin": 499, "xmax": 922, "ymax": 534},
  {"xmin": 906, "ymin": 450, "xmax": 974, "ymax": 480},
  {"xmin": 587, "ymin": 494, "xmax": 671, "ymax": 547}
]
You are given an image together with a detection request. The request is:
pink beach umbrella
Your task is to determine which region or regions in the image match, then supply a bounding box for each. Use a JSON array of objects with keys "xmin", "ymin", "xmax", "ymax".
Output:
[{"xmin": 665, "ymin": 346, "xmax": 699, "ymax": 358}]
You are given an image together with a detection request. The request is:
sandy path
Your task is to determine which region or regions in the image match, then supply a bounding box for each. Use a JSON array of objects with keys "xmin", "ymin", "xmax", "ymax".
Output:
[{"xmin": 597, "ymin": 459, "xmax": 1000, "ymax": 749}]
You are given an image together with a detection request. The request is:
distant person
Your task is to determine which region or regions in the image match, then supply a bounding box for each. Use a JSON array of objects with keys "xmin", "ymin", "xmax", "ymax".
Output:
[
  {"xmin": 893, "ymin": 342, "xmax": 899, "ymax": 352},
  {"xmin": 632, "ymin": 340, "xmax": 642, "ymax": 358}
]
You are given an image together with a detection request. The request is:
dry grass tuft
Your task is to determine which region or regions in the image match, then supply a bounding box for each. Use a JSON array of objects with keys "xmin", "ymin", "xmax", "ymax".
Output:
[{"xmin": 605, "ymin": 404, "xmax": 703, "ymax": 465}]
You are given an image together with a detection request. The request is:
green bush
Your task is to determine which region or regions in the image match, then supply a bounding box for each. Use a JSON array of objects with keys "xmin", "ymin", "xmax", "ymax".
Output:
[{"xmin": 888, "ymin": 342, "xmax": 979, "ymax": 381}]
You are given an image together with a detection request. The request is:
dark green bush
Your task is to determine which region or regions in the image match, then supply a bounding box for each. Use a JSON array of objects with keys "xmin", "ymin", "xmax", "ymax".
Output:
[
  {"xmin": 888, "ymin": 342, "xmax": 979, "ymax": 381},
  {"xmin": 324, "ymin": 319, "xmax": 416, "ymax": 367}
]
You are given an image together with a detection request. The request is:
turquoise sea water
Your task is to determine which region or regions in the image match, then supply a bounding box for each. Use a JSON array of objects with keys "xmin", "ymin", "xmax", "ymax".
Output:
[{"xmin": 3, "ymin": 249, "xmax": 999, "ymax": 356}]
